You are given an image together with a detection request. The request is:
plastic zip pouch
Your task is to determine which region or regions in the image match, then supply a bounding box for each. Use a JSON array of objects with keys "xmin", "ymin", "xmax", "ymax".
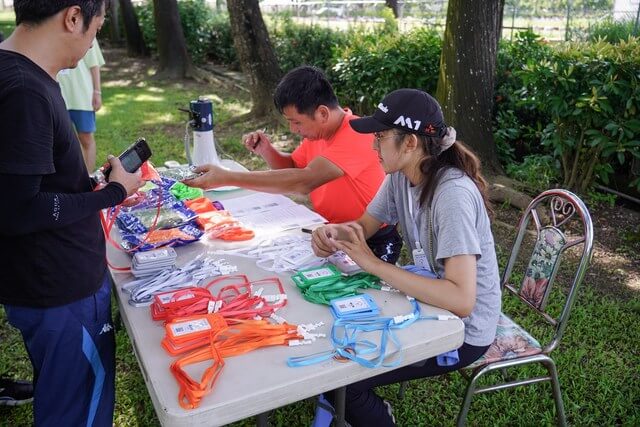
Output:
[
  {"xmin": 116, "ymin": 201, "xmax": 198, "ymax": 234},
  {"xmin": 121, "ymin": 223, "xmax": 204, "ymax": 252}
]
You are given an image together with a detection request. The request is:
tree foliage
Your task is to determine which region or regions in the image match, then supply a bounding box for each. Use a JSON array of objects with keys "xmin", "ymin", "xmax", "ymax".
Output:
[{"xmin": 517, "ymin": 38, "xmax": 640, "ymax": 191}]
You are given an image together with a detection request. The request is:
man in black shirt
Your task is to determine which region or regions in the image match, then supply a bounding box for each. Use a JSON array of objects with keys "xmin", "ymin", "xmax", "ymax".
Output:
[
  {"xmin": 0, "ymin": 20, "xmax": 34, "ymax": 412},
  {"xmin": 0, "ymin": 2, "xmax": 143, "ymax": 425}
]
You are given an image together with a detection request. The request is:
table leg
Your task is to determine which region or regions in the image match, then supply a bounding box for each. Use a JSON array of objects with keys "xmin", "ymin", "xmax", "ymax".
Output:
[
  {"xmin": 334, "ymin": 386, "xmax": 346, "ymax": 427},
  {"xmin": 256, "ymin": 411, "xmax": 269, "ymax": 427}
]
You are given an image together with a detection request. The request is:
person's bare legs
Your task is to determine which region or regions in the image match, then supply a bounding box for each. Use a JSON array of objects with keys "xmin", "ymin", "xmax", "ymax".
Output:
[{"xmin": 77, "ymin": 131, "xmax": 96, "ymax": 172}]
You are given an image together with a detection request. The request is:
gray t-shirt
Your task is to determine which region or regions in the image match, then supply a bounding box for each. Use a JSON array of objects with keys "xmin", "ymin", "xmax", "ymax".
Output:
[{"xmin": 367, "ymin": 168, "xmax": 501, "ymax": 346}]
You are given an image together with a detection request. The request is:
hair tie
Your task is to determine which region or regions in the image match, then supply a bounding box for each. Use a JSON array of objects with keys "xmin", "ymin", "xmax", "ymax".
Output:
[{"xmin": 439, "ymin": 127, "xmax": 456, "ymax": 153}]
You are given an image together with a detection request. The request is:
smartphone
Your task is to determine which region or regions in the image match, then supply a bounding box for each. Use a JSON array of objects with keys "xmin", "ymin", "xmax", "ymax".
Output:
[{"xmin": 103, "ymin": 138, "xmax": 152, "ymax": 180}]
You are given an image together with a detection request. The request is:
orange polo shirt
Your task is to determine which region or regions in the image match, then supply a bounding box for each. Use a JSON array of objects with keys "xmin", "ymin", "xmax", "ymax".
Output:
[{"xmin": 291, "ymin": 109, "xmax": 384, "ymax": 223}]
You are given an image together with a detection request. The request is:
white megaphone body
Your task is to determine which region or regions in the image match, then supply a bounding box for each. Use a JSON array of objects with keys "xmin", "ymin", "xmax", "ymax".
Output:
[{"xmin": 186, "ymin": 97, "xmax": 220, "ymax": 167}]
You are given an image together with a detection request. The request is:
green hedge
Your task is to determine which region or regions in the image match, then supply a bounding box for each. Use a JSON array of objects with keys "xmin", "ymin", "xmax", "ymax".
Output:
[
  {"xmin": 494, "ymin": 31, "xmax": 555, "ymax": 164},
  {"xmin": 271, "ymin": 15, "xmax": 349, "ymax": 74},
  {"xmin": 127, "ymin": 5, "xmax": 640, "ymax": 193},
  {"xmin": 208, "ymin": 13, "xmax": 237, "ymax": 68},
  {"xmin": 331, "ymin": 28, "xmax": 442, "ymax": 115},
  {"xmin": 515, "ymin": 38, "xmax": 640, "ymax": 192}
]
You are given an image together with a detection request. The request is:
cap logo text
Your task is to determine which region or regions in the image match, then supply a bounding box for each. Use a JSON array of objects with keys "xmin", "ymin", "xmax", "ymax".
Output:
[
  {"xmin": 377, "ymin": 103, "xmax": 389, "ymax": 113},
  {"xmin": 393, "ymin": 116, "xmax": 422, "ymax": 131}
]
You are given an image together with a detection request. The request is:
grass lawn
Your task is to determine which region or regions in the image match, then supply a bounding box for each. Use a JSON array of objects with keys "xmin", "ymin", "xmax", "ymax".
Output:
[
  {"xmin": 0, "ymin": 11, "xmax": 14, "ymax": 39},
  {"xmin": 1, "ymin": 43, "xmax": 639, "ymax": 426}
]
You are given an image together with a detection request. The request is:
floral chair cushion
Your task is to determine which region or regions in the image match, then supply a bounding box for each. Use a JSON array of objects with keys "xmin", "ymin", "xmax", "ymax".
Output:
[
  {"xmin": 467, "ymin": 313, "xmax": 542, "ymax": 369},
  {"xmin": 520, "ymin": 226, "xmax": 566, "ymax": 309}
]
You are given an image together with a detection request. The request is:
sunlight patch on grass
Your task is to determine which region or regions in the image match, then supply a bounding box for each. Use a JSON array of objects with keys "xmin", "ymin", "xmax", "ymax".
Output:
[
  {"xmin": 104, "ymin": 79, "xmax": 133, "ymax": 87},
  {"xmin": 202, "ymin": 93, "xmax": 223, "ymax": 103},
  {"xmin": 133, "ymin": 94, "xmax": 166, "ymax": 103},
  {"xmin": 0, "ymin": 11, "xmax": 15, "ymax": 21},
  {"xmin": 141, "ymin": 113, "xmax": 175, "ymax": 125},
  {"xmin": 222, "ymin": 102, "xmax": 252, "ymax": 118}
]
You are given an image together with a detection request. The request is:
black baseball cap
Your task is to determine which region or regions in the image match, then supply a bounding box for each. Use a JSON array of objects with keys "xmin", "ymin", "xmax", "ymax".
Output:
[{"xmin": 350, "ymin": 89, "xmax": 447, "ymax": 137}]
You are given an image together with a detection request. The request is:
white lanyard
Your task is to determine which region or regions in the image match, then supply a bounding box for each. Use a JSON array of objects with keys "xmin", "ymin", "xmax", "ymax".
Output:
[
  {"xmin": 406, "ymin": 181, "xmax": 422, "ymax": 251},
  {"xmin": 406, "ymin": 180, "xmax": 437, "ymax": 274},
  {"xmin": 215, "ymin": 235, "xmax": 326, "ymax": 273}
]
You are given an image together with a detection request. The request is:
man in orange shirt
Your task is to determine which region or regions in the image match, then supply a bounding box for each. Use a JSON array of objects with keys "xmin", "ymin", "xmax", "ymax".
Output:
[{"xmin": 187, "ymin": 66, "xmax": 401, "ymax": 263}]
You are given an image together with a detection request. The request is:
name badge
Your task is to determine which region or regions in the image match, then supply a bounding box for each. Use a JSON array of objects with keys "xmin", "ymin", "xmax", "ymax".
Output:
[{"xmin": 412, "ymin": 241, "xmax": 431, "ymax": 270}]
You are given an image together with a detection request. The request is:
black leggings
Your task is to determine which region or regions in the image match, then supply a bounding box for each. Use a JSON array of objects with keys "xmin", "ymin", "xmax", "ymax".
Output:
[{"xmin": 326, "ymin": 342, "xmax": 489, "ymax": 427}]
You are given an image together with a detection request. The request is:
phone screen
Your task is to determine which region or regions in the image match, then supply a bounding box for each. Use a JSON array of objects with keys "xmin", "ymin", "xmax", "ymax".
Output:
[{"xmin": 121, "ymin": 150, "xmax": 143, "ymax": 173}]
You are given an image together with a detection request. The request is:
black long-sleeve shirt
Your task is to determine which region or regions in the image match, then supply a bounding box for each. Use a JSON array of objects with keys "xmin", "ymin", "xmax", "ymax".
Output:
[{"xmin": 0, "ymin": 49, "xmax": 125, "ymax": 307}]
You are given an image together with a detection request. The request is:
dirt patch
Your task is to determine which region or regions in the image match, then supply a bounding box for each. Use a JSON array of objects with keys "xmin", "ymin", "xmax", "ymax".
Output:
[{"xmin": 493, "ymin": 199, "xmax": 640, "ymax": 301}]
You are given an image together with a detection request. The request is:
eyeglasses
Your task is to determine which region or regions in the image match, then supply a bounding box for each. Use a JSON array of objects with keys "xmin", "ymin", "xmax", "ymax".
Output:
[{"xmin": 373, "ymin": 131, "xmax": 405, "ymax": 143}]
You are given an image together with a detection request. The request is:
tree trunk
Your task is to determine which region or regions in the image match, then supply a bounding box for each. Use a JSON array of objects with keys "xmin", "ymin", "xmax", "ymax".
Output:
[
  {"xmin": 385, "ymin": 0, "xmax": 399, "ymax": 18},
  {"xmin": 120, "ymin": 0, "xmax": 149, "ymax": 57},
  {"xmin": 435, "ymin": 0, "xmax": 505, "ymax": 174},
  {"xmin": 108, "ymin": 0, "xmax": 122, "ymax": 45},
  {"xmin": 152, "ymin": 0, "xmax": 195, "ymax": 79},
  {"xmin": 227, "ymin": 0, "xmax": 282, "ymax": 118}
]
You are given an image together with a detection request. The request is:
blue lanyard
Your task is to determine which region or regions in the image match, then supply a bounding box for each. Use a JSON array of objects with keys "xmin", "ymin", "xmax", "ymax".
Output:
[{"xmin": 287, "ymin": 298, "xmax": 424, "ymax": 369}]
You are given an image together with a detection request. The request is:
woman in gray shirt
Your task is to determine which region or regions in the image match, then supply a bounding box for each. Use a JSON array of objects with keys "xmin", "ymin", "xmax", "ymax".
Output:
[{"xmin": 312, "ymin": 89, "xmax": 501, "ymax": 426}]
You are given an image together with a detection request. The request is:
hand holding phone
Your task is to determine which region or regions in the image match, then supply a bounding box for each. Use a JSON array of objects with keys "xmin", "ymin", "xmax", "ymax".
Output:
[
  {"xmin": 92, "ymin": 138, "xmax": 151, "ymax": 197},
  {"xmin": 102, "ymin": 138, "xmax": 152, "ymax": 179}
]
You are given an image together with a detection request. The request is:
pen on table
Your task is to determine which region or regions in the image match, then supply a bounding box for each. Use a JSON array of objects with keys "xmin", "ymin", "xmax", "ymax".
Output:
[{"xmin": 301, "ymin": 228, "xmax": 313, "ymax": 234}]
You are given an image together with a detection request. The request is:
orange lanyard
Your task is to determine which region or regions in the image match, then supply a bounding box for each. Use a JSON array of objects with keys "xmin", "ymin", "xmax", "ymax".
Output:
[
  {"xmin": 162, "ymin": 313, "xmax": 228, "ymax": 356},
  {"xmin": 170, "ymin": 339, "xmax": 225, "ymax": 410},
  {"xmin": 194, "ymin": 209, "xmax": 256, "ymax": 241},
  {"xmin": 170, "ymin": 321, "xmax": 303, "ymax": 409},
  {"xmin": 213, "ymin": 320, "xmax": 300, "ymax": 357}
]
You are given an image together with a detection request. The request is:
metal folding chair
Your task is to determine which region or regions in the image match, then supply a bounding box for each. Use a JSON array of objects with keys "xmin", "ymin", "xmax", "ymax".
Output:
[
  {"xmin": 399, "ymin": 189, "xmax": 594, "ymax": 426},
  {"xmin": 457, "ymin": 189, "xmax": 594, "ymax": 426}
]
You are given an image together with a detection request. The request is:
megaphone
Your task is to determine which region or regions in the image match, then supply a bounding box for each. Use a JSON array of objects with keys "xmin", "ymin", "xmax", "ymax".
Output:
[{"xmin": 184, "ymin": 97, "xmax": 220, "ymax": 167}]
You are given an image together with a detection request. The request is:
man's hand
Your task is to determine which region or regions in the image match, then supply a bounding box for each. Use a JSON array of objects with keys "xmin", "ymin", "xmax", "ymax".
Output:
[
  {"xmin": 242, "ymin": 130, "xmax": 272, "ymax": 157},
  {"xmin": 106, "ymin": 155, "xmax": 144, "ymax": 196},
  {"xmin": 182, "ymin": 164, "xmax": 229, "ymax": 189}
]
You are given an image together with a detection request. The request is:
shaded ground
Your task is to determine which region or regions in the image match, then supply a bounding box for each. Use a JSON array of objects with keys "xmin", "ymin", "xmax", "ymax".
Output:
[{"xmin": 493, "ymin": 202, "xmax": 640, "ymax": 300}]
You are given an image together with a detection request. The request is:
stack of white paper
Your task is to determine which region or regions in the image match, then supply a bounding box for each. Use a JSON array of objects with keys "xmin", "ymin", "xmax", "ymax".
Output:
[{"xmin": 221, "ymin": 193, "xmax": 326, "ymax": 233}]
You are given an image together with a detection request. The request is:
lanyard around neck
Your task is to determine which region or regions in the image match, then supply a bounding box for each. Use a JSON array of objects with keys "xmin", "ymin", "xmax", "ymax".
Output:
[
  {"xmin": 406, "ymin": 179, "xmax": 440, "ymax": 278},
  {"xmin": 406, "ymin": 180, "xmax": 422, "ymax": 250}
]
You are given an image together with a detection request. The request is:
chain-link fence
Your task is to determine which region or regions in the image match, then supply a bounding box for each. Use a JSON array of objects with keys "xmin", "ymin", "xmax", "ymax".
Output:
[
  {"xmin": 259, "ymin": 0, "xmax": 640, "ymax": 41},
  {"xmin": 2, "ymin": 0, "xmax": 637, "ymax": 42}
]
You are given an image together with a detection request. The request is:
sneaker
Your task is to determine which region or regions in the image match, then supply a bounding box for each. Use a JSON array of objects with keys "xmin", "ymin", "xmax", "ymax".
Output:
[
  {"xmin": 383, "ymin": 399, "xmax": 396, "ymax": 424},
  {"xmin": 0, "ymin": 378, "xmax": 33, "ymax": 406}
]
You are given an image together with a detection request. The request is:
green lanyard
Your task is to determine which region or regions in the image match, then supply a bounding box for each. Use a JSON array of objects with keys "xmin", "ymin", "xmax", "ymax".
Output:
[
  {"xmin": 292, "ymin": 266, "xmax": 381, "ymax": 305},
  {"xmin": 170, "ymin": 181, "xmax": 204, "ymax": 201}
]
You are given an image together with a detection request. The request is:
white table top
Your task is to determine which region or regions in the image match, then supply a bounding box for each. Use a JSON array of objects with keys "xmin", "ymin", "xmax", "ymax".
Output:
[{"xmin": 108, "ymin": 190, "xmax": 465, "ymax": 427}]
